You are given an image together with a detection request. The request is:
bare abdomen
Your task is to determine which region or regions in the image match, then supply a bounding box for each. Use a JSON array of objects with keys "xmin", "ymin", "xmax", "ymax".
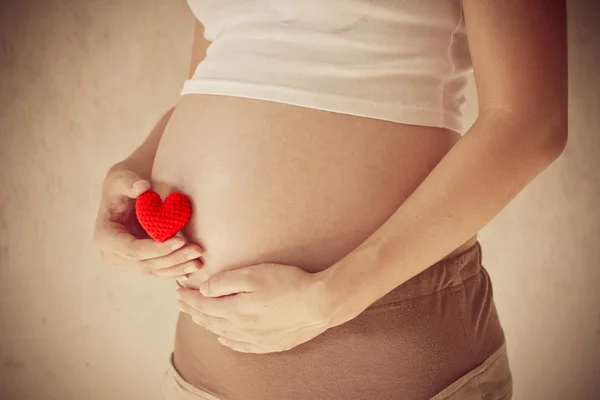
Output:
[
  {"xmin": 150, "ymin": 94, "xmax": 477, "ymax": 392},
  {"xmin": 152, "ymin": 94, "xmax": 466, "ymax": 279}
]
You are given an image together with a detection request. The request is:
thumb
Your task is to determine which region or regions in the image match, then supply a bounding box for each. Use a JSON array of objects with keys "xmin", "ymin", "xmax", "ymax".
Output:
[
  {"xmin": 199, "ymin": 268, "xmax": 256, "ymax": 297},
  {"xmin": 108, "ymin": 168, "xmax": 151, "ymax": 198}
]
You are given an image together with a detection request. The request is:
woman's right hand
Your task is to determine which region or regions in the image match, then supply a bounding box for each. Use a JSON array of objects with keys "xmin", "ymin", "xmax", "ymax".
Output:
[{"xmin": 93, "ymin": 162, "xmax": 203, "ymax": 279}]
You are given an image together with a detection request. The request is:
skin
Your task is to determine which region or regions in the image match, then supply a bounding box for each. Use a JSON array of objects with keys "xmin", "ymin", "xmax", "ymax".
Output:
[
  {"xmin": 95, "ymin": 0, "xmax": 567, "ymax": 362},
  {"xmin": 154, "ymin": 95, "xmax": 478, "ymax": 363},
  {"xmin": 94, "ymin": 162, "xmax": 204, "ymax": 278},
  {"xmin": 93, "ymin": 28, "xmax": 209, "ymax": 279},
  {"xmin": 173, "ymin": 0, "xmax": 568, "ymax": 355}
]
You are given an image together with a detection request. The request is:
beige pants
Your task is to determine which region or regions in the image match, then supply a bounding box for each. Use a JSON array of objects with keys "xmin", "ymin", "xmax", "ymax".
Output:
[
  {"xmin": 163, "ymin": 353, "xmax": 220, "ymax": 400},
  {"xmin": 163, "ymin": 343, "xmax": 512, "ymax": 400}
]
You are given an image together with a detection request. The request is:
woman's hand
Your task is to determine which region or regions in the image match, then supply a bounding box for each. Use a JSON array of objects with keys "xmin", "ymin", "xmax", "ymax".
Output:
[
  {"xmin": 93, "ymin": 162, "xmax": 203, "ymax": 278},
  {"xmin": 176, "ymin": 263, "xmax": 338, "ymax": 354}
]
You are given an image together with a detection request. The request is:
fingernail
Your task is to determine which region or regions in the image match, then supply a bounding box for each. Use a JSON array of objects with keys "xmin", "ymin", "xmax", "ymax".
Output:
[
  {"xmin": 186, "ymin": 251, "xmax": 202, "ymax": 260},
  {"xmin": 179, "ymin": 275, "xmax": 189, "ymax": 281},
  {"xmin": 171, "ymin": 241, "xmax": 185, "ymax": 251},
  {"xmin": 133, "ymin": 180, "xmax": 148, "ymax": 190},
  {"xmin": 184, "ymin": 264, "xmax": 199, "ymax": 274},
  {"xmin": 198, "ymin": 283, "xmax": 208, "ymax": 295}
]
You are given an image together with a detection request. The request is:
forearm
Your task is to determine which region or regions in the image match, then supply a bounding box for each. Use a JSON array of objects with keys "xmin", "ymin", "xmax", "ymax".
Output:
[
  {"xmin": 321, "ymin": 111, "xmax": 567, "ymax": 324},
  {"xmin": 118, "ymin": 107, "xmax": 175, "ymax": 179}
]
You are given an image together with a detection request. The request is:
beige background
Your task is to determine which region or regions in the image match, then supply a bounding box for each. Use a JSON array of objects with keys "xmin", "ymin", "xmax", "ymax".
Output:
[{"xmin": 0, "ymin": 0, "xmax": 598, "ymax": 399}]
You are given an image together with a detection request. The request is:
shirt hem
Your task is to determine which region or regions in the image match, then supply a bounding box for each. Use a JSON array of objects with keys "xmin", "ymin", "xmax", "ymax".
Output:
[{"xmin": 180, "ymin": 79, "xmax": 464, "ymax": 134}]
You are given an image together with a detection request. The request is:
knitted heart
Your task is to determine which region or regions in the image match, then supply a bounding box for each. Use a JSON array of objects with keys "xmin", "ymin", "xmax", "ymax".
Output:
[{"xmin": 135, "ymin": 190, "xmax": 192, "ymax": 242}]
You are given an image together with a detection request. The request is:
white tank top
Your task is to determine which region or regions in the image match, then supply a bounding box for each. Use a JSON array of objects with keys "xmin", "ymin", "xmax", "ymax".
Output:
[{"xmin": 181, "ymin": 0, "xmax": 473, "ymax": 133}]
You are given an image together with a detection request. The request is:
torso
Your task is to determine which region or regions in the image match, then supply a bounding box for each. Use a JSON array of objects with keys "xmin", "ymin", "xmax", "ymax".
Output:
[{"xmin": 150, "ymin": 94, "xmax": 477, "ymax": 389}]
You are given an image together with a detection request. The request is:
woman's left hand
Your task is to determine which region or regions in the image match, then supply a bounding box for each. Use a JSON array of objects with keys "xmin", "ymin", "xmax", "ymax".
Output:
[{"xmin": 176, "ymin": 263, "xmax": 338, "ymax": 354}]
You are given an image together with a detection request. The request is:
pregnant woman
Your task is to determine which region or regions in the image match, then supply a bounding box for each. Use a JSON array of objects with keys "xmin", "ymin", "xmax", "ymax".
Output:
[{"xmin": 93, "ymin": 1, "xmax": 566, "ymax": 399}]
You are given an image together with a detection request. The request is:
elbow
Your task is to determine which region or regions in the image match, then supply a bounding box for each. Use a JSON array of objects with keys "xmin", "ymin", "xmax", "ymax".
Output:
[
  {"xmin": 531, "ymin": 95, "xmax": 569, "ymax": 158},
  {"xmin": 539, "ymin": 110, "xmax": 568, "ymax": 160},
  {"xmin": 550, "ymin": 129, "xmax": 568, "ymax": 158},
  {"xmin": 509, "ymin": 106, "xmax": 568, "ymax": 161},
  {"xmin": 480, "ymin": 100, "xmax": 568, "ymax": 162}
]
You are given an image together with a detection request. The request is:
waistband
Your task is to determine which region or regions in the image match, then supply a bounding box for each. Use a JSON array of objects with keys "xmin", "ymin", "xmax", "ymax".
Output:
[
  {"xmin": 367, "ymin": 241, "xmax": 483, "ymax": 309},
  {"xmin": 164, "ymin": 353, "xmax": 221, "ymax": 400}
]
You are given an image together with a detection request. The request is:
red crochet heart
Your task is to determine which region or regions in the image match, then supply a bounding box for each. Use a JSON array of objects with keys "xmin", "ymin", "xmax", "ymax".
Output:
[{"xmin": 135, "ymin": 190, "xmax": 192, "ymax": 242}]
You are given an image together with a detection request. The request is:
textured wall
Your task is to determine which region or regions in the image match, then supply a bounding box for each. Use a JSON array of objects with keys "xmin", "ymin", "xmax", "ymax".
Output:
[{"xmin": 0, "ymin": 1, "xmax": 598, "ymax": 399}]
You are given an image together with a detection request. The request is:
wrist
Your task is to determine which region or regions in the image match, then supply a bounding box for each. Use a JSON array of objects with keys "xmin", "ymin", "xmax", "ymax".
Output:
[
  {"xmin": 315, "ymin": 262, "xmax": 370, "ymax": 328},
  {"xmin": 315, "ymin": 239, "xmax": 397, "ymax": 327}
]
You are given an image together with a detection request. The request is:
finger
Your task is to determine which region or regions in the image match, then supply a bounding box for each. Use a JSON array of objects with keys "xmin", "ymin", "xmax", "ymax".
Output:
[
  {"xmin": 196, "ymin": 323, "xmax": 250, "ymax": 343},
  {"xmin": 199, "ymin": 268, "xmax": 257, "ymax": 297},
  {"xmin": 99, "ymin": 250, "xmax": 166, "ymax": 276},
  {"xmin": 176, "ymin": 277, "xmax": 189, "ymax": 286},
  {"xmin": 153, "ymin": 258, "xmax": 203, "ymax": 278},
  {"xmin": 101, "ymin": 222, "xmax": 186, "ymax": 260},
  {"xmin": 107, "ymin": 168, "xmax": 151, "ymax": 198},
  {"xmin": 177, "ymin": 300, "xmax": 201, "ymax": 316},
  {"xmin": 177, "ymin": 301, "xmax": 248, "ymax": 340},
  {"xmin": 178, "ymin": 301, "xmax": 230, "ymax": 329},
  {"xmin": 176, "ymin": 288, "xmax": 236, "ymax": 318},
  {"xmin": 99, "ymin": 249, "xmax": 127, "ymax": 266},
  {"xmin": 100, "ymin": 248, "xmax": 196, "ymax": 278},
  {"xmin": 217, "ymin": 337, "xmax": 267, "ymax": 354},
  {"xmin": 99, "ymin": 250, "xmax": 158, "ymax": 276},
  {"xmin": 143, "ymin": 243, "xmax": 203, "ymax": 273}
]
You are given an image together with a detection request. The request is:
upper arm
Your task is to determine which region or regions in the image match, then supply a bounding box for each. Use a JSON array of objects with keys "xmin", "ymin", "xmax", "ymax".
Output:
[
  {"xmin": 188, "ymin": 21, "xmax": 211, "ymax": 79},
  {"xmin": 462, "ymin": 0, "xmax": 567, "ymax": 124}
]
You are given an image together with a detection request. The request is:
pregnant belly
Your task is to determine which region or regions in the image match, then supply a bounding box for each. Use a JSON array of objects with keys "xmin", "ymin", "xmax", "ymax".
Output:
[
  {"xmin": 152, "ymin": 94, "xmax": 466, "ymax": 280},
  {"xmin": 150, "ymin": 94, "xmax": 476, "ymax": 393}
]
